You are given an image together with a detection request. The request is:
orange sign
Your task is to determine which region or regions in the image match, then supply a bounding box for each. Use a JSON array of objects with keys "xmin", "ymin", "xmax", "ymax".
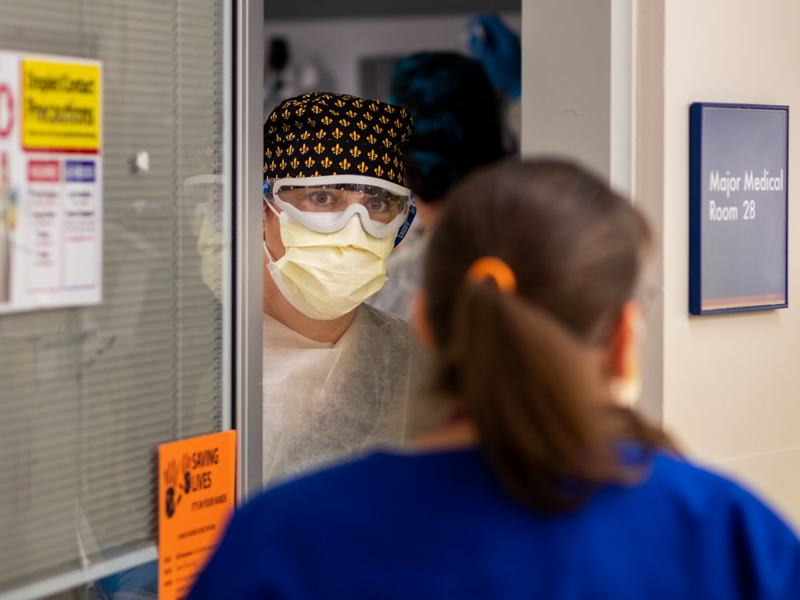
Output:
[{"xmin": 159, "ymin": 430, "xmax": 236, "ymax": 600}]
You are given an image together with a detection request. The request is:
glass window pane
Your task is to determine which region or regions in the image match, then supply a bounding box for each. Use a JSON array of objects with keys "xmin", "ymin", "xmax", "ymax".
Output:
[{"xmin": 0, "ymin": 0, "xmax": 230, "ymax": 595}]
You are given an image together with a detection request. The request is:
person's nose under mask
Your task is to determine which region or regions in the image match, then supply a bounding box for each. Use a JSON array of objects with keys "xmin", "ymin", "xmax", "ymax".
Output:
[{"xmin": 264, "ymin": 208, "xmax": 394, "ymax": 321}]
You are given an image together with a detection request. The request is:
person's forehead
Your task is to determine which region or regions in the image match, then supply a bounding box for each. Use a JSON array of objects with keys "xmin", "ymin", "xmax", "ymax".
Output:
[
  {"xmin": 283, "ymin": 186, "xmax": 369, "ymax": 193},
  {"xmin": 270, "ymin": 174, "xmax": 412, "ymax": 200},
  {"xmin": 280, "ymin": 187, "xmax": 383, "ymax": 200}
]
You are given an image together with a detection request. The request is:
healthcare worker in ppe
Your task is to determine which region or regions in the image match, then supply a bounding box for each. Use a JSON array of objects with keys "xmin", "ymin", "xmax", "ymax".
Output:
[
  {"xmin": 368, "ymin": 52, "xmax": 505, "ymax": 322},
  {"xmin": 261, "ymin": 92, "xmax": 428, "ymax": 485}
]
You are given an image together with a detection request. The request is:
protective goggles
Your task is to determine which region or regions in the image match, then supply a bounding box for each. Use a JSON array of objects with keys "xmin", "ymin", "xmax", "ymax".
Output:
[{"xmin": 264, "ymin": 175, "xmax": 416, "ymax": 246}]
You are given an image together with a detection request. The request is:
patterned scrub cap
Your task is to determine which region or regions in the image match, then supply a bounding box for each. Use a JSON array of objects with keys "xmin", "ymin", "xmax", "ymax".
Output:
[{"xmin": 264, "ymin": 92, "xmax": 414, "ymax": 186}]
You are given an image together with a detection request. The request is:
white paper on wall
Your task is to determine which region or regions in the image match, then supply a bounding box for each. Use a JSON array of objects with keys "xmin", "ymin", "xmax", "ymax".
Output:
[{"xmin": 0, "ymin": 50, "xmax": 103, "ymax": 314}]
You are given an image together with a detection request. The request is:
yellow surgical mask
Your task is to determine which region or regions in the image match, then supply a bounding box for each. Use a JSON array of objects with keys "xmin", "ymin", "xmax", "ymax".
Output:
[{"xmin": 265, "ymin": 212, "xmax": 394, "ymax": 321}]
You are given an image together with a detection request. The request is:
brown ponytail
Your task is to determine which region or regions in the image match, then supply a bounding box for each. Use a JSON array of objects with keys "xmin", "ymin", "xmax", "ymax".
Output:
[{"xmin": 424, "ymin": 159, "xmax": 674, "ymax": 512}]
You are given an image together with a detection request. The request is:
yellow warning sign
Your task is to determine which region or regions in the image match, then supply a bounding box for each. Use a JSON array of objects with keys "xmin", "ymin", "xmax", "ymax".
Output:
[
  {"xmin": 21, "ymin": 59, "xmax": 101, "ymax": 153},
  {"xmin": 159, "ymin": 430, "xmax": 236, "ymax": 600}
]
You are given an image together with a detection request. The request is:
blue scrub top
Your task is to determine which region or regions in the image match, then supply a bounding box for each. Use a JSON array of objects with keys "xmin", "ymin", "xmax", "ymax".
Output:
[{"xmin": 189, "ymin": 449, "xmax": 800, "ymax": 599}]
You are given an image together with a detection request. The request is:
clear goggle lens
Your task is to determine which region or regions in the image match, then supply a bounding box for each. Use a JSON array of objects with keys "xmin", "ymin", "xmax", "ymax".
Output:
[
  {"xmin": 277, "ymin": 184, "xmax": 407, "ymax": 223},
  {"xmin": 268, "ymin": 176, "xmax": 414, "ymax": 240}
]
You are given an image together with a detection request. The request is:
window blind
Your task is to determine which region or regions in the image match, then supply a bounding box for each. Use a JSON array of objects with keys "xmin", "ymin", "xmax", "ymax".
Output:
[{"xmin": 0, "ymin": 0, "xmax": 229, "ymax": 594}]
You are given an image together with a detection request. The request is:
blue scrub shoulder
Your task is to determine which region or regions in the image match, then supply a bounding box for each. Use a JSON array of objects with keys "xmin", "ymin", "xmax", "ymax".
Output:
[{"xmin": 189, "ymin": 449, "xmax": 800, "ymax": 600}]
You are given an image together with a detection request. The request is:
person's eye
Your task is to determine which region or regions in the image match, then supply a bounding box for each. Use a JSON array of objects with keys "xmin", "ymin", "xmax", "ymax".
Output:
[
  {"xmin": 309, "ymin": 191, "xmax": 333, "ymax": 205},
  {"xmin": 367, "ymin": 198, "xmax": 390, "ymax": 213}
]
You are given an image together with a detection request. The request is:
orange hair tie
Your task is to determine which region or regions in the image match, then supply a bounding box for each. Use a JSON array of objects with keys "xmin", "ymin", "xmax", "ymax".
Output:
[{"xmin": 466, "ymin": 256, "xmax": 517, "ymax": 293}]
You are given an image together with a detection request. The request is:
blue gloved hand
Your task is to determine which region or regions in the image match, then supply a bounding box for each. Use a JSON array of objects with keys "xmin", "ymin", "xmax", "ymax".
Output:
[{"xmin": 467, "ymin": 14, "xmax": 522, "ymax": 100}]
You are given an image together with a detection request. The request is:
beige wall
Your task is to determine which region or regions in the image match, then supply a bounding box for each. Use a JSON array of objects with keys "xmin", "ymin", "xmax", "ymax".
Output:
[
  {"xmin": 520, "ymin": 0, "xmax": 612, "ymax": 179},
  {"xmin": 523, "ymin": 0, "xmax": 800, "ymax": 527},
  {"xmin": 656, "ymin": 0, "xmax": 800, "ymax": 527},
  {"xmin": 521, "ymin": 0, "xmax": 634, "ymax": 194}
]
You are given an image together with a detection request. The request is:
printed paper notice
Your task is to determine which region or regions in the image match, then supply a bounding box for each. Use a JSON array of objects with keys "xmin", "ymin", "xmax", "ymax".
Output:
[
  {"xmin": 0, "ymin": 50, "xmax": 102, "ymax": 314},
  {"xmin": 159, "ymin": 430, "xmax": 236, "ymax": 600}
]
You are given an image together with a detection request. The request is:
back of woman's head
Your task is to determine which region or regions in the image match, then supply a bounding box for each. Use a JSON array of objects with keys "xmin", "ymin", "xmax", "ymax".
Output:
[{"xmin": 424, "ymin": 158, "xmax": 671, "ymax": 512}]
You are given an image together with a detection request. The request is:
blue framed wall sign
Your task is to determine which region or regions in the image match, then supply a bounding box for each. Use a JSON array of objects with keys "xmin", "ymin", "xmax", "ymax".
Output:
[{"xmin": 689, "ymin": 103, "xmax": 789, "ymax": 315}]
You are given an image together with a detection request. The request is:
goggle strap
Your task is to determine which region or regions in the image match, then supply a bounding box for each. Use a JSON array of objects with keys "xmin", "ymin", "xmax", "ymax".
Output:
[{"xmin": 394, "ymin": 201, "xmax": 416, "ymax": 248}]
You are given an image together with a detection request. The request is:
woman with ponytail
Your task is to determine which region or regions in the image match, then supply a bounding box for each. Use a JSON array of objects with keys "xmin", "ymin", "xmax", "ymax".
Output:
[{"xmin": 190, "ymin": 160, "xmax": 800, "ymax": 600}]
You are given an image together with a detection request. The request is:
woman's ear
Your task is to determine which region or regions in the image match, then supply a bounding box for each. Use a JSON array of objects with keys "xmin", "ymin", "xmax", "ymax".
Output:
[
  {"xmin": 607, "ymin": 300, "xmax": 643, "ymax": 406},
  {"xmin": 411, "ymin": 292, "xmax": 435, "ymax": 349}
]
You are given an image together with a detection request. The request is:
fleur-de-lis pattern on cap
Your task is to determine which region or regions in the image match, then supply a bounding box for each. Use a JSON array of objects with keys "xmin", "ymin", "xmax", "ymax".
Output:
[{"xmin": 264, "ymin": 92, "xmax": 413, "ymax": 185}]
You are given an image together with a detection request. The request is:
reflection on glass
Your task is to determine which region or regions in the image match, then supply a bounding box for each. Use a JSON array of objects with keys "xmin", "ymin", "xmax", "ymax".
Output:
[{"xmin": 0, "ymin": 0, "xmax": 229, "ymax": 598}]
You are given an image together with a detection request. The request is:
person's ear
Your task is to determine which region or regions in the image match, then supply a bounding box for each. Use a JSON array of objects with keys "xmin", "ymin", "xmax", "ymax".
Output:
[
  {"xmin": 607, "ymin": 300, "xmax": 643, "ymax": 406},
  {"xmin": 263, "ymin": 197, "xmax": 288, "ymax": 261},
  {"xmin": 261, "ymin": 202, "xmax": 268, "ymax": 242},
  {"xmin": 263, "ymin": 198, "xmax": 270, "ymax": 242},
  {"xmin": 411, "ymin": 292, "xmax": 435, "ymax": 349}
]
